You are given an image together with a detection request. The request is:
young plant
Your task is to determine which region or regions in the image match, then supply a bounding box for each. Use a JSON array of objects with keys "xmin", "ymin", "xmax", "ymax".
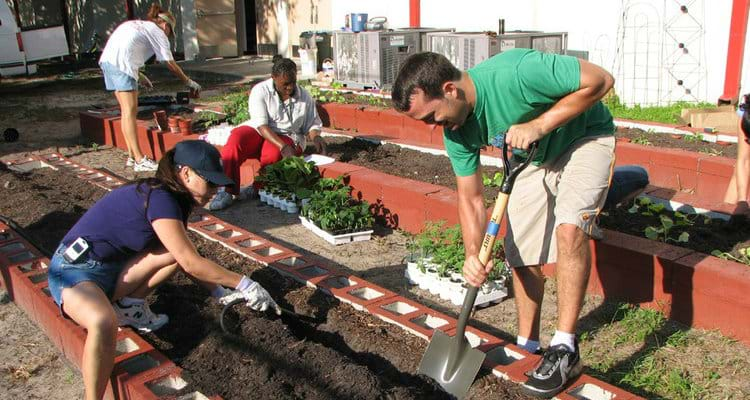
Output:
[
  {"xmin": 682, "ymin": 132, "xmax": 703, "ymax": 143},
  {"xmin": 644, "ymin": 214, "xmax": 690, "ymax": 243},
  {"xmin": 632, "ymin": 133, "xmax": 652, "ymax": 146},
  {"xmin": 482, "ymin": 171, "xmax": 504, "ymax": 188},
  {"xmin": 221, "ymin": 91, "xmax": 251, "ymax": 125},
  {"xmin": 711, "ymin": 247, "xmax": 750, "ymax": 265},
  {"xmin": 300, "ymin": 183, "xmax": 373, "ymax": 234}
]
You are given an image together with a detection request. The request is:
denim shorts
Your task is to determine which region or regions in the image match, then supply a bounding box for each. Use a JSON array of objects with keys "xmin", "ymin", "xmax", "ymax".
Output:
[
  {"xmin": 47, "ymin": 243, "xmax": 125, "ymax": 307},
  {"xmin": 100, "ymin": 62, "xmax": 137, "ymax": 91}
]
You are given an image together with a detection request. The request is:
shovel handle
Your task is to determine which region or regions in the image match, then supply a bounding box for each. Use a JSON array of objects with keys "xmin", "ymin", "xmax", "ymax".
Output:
[{"xmin": 453, "ymin": 140, "xmax": 539, "ymax": 342}]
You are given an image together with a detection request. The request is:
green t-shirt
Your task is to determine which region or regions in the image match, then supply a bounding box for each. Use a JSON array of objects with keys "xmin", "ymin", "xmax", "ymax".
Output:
[{"xmin": 444, "ymin": 48, "xmax": 615, "ymax": 177}]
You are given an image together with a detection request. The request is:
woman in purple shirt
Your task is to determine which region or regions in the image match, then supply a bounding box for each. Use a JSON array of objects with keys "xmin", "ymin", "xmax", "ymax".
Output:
[{"xmin": 47, "ymin": 140, "xmax": 279, "ymax": 400}]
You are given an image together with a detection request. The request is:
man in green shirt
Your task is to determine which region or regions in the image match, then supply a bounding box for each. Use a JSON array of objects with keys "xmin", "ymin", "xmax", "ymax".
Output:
[{"xmin": 392, "ymin": 49, "xmax": 615, "ymax": 398}]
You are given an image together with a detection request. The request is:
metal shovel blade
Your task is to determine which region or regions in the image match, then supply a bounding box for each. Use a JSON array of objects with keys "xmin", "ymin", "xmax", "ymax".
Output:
[{"xmin": 418, "ymin": 329, "xmax": 485, "ymax": 399}]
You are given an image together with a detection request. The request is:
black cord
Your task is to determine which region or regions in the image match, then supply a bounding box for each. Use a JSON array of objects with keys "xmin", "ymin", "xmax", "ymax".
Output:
[{"xmin": 219, "ymin": 297, "xmax": 246, "ymax": 335}]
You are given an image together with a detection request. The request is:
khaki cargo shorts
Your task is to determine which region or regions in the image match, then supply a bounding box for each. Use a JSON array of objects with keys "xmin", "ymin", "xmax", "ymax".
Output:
[{"xmin": 503, "ymin": 135, "xmax": 615, "ymax": 267}]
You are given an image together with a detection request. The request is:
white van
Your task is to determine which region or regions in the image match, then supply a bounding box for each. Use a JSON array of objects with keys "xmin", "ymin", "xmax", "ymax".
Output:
[{"xmin": 0, "ymin": 1, "xmax": 68, "ymax": 76}]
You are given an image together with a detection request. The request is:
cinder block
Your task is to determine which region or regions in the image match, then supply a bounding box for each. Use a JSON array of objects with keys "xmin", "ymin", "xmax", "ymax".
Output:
[
  {"xmin": 112, "ymin": 350, "xmax": 177, "ymax": 400},
  {"xmin": 558, "ymin": 374, "xmax": 638, "ymax": 399}
]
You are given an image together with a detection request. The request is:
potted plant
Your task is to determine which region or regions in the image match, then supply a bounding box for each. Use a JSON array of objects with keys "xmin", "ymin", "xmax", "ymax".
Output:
[{"xmin": 299, "ymin": 178, "xmax": 374, "ymax": 245}]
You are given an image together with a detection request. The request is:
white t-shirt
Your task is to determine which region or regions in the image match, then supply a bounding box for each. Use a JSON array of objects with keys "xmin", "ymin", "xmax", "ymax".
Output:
[
  {"xmin": 247, "ymin": 78, "xmax": 323, "ymax": 149},
  {"xmin": 99, "ymin": 20, "xmax": 173, "ymax": 80}
]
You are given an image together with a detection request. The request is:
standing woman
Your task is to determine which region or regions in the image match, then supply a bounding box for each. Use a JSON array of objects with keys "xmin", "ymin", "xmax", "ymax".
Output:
[
  {"xmin": 47, "ymin": 140, "xmax": 280, "ymax": 400},
  {"xmin": 99, "ymin": 3, "xmax": 202, "ymax": 171}
]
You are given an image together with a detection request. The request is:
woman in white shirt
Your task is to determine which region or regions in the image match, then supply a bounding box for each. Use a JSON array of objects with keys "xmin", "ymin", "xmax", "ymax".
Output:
[
  {"xmin": 209, "ymin": 56, "xmax": 326, "ymax": 210},
  {"xmin": 99, "ymin": 3, "xmax": 201, "ymax": 172}
]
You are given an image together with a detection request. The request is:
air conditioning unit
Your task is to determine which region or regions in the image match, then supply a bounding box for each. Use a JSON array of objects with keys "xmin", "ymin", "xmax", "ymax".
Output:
[
  {"xmin": 497, "ymin": 31, "xmax": 568, "ymax": 55},
  {"xmin": 333, "ymin": 30, "xmax": 421, "ymax": 89},
  {"xmin": 427, "ymin": 32, "xmax": 501, "ymax": 70},
  {"xmin": 394, "ymin": 27, "xmax": 455, "ymax": 52}
]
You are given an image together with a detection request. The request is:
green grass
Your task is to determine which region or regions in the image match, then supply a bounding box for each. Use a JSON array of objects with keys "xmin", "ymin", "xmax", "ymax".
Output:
[
  {"xmin": 613, "ymin": 304, "xmax": 665, "ymax": 345},
  {"xmin": 621, "ymin": 354, "xmax": 710, "ymax": 400},
  {"xmin": 604, "ymin": 95, "xmax": 716, "ymax": 124}
]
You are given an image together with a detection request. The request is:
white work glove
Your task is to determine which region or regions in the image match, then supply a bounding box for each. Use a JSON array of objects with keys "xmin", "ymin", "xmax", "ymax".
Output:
[
  {"xmin": 186, "ymin": 79, "xmax": 202, "ymax": 93},
  {"xmin": 219, "ymin": 276, "xmax": 281, "ymax": 315},
  {"xmin": 210, "ymin": 285, "xmax": 230, "ymax": 299}
]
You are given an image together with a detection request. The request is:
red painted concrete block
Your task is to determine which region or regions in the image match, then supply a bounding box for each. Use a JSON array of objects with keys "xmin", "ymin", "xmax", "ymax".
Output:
[
  {"xmin": 344, "ymin": 169, "xmax": 385, "ymax": 206},
  {"xmin": 695, "ymin": 172, "xmax": 732, "ymax": 204},
  {"xmin": 332, "ymin": 280, "xmax": 398, "ymax": 312},
  {"xmin": 648, "ymin": 165, "xmax": 697, "ymax": 194},
  {"xmin": 669, "ymin": 252, "xmax": 750, "ymax": 345},
  {"xmin": 112, "ymin": 350, "xmax": 176, "ymax": 400},
  {"xmin": 366, "ymin": 296, "xmax": 432, "ymax": 326},
  {"xmin": 423, "ymin": 190, "xmax": 459, "ymax": 229},
  {"xmin": 697, "ymin": 155, "xmax": 734, "ymax": 177},
  {"xmin": 649, "ymin": 147, "xmax": 700, "ymax": 171},
  {"xmin": 125, "ymin": 366, "xmax": 188, "ymax": 400},
  {"xmin": 330, "ymin": 103, "xmax": 358, "ymax": 130},
  {"xmin": 150, "ymin": 130, "xmax": 165, "ymax": 160},
  {"xmin": 558, "ymin": 374, "xmax": 638, "ymax": 400},
  {"xmin": 591, "ymin": 230, "xmax": 693, "ymax": 312},
  {"xmin": 59, "ymin": 318, "xmax": 87, "ymax": 369},
  {"xmin": 395, "ymin": 308, "xmax": 458, "ymax": 341},
  {"xmin": 374, "ymin": 109, "xmax": 405, "ymax": 138},
  {"xmin": 379, "ymin": 174, "xmax": 441, "ymax": 231},
  {"xmin": 614, "ymin": 143, "xmax": 651, "ymax": 166},
  {"xmin": 318, "ymin": 160, "xmax": 368, "ymax": 179},
  {"xmin": 268, "ymin": 255, "xmax": 314, "ymax": 277},
  {"xmin": 315, "ymin": 274, "xmax": 364, "ymax": 296},
  {"xmin": 79, "ymin": 112, "xmax": 115, "ymax": 146}
]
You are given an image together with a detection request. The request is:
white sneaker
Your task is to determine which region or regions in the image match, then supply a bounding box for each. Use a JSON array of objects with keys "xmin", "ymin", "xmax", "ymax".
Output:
[
  {"xmin": 133, "ymin": 157, "xmax": 158, "ymax": 172},
  {"xmin": 209, "ymin": 190, "xmax": 234, "ymax": 210},
  {"xmin": 236, "ymin": 186, "xmax": 257, "ymax": 201},
  {"xmin": 126, "ymin": 157, "xmax": 135, "ymax": 167},
  {"xmin": 113, "ymin": 300, "xmax": 168, "ymax": 333}
]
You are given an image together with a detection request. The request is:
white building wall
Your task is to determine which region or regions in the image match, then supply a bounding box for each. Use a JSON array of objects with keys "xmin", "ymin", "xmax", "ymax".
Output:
[{"xmin": 329, "ymin": 0, "xmax": 734, "ymax": 106}]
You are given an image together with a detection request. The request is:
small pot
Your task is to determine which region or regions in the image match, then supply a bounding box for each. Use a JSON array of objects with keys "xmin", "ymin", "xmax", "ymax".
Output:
[
  {"xmin": 168, "ymin": 116, "xmax": 181, "ymax": 134},
  {"xmin": 153, "ymin": 110, "xmax": 168, "ymax": 131},
  {"xmin": 178, "ymin": 118, "xmax": 192, "ymax": 136}
]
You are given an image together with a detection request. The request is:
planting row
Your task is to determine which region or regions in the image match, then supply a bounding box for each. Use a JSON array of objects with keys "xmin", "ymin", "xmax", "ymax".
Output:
[{"xmin": 0, "ymin": 152, "xmax": 639, "ymax": 399}]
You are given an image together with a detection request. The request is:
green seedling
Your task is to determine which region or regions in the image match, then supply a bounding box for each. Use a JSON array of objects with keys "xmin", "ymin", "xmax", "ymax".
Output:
[
  {"xmin": 711, "ymin": 247, "xmax": 750, "ymax": 265},
  {"xmin": 644, "ymin": 214, "xmax": 690, "ymax": 243},
  {"xmin": 632, "ymin": 133, "xmax": 652, "ymax": 146},
  {"xmin": 683, "ymin": 132, "xmax": 703, "ymax": 143},
  {"xmin": 612, "ymin": 304, "xmax": 665, "ymax": 345},
  {"xmin": 90, "ymin": 142, "xmax": 99, "ymax": 151},
  {"xmin": 482, "ymin": 171, "xmax": 504, "ymax": 188}
]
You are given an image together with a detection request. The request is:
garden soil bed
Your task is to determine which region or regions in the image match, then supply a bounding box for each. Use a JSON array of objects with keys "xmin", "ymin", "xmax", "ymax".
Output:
[
  {"xmin": 0, "ymin": 157, "xmax": 532, "ymax": 399},
  {"xmin": 325, "ymin": 136, "xmax": 750, "ymax": 259},
  {"xmin": 615, "ymin": 127, "xmax": 736, "ymax": 158}
]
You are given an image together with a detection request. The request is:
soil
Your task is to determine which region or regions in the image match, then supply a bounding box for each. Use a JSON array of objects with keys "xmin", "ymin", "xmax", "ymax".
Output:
[
  {"xmin": 615, "ymin": 127, "xmax": 737, "ymax": 159},
  {"xmin": 599, "ymin": 202, "xmax": 750, "ymax": 258},
  {"xmin": 2, "ymin": 64, "xmax": 749, "ymax": 400},
  {"xmin": 0, "ymin": 154, "xmax": 532, "ymax": 399}
]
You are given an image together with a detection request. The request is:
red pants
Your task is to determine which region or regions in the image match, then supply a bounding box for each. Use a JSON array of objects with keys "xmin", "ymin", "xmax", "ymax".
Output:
[{"xmin": 220, "ymin": 125, "xmax": 301, "ymax": 195}]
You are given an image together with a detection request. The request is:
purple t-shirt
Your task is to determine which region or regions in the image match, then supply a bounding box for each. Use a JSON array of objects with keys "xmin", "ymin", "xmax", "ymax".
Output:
[{"xmin": 62, "ymin": 183, "xmax": 187, "ymax": 262}]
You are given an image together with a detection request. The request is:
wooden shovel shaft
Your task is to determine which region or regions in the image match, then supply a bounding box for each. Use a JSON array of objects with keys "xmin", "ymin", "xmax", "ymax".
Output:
[{"xmin": 454, "ymin": 191, "xmax": 510, "ymax": 341}]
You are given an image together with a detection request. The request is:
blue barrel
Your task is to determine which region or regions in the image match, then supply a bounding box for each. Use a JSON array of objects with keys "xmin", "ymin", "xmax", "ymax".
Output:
[{"xmin": 351, "ymin": 13, "xmax": 368, "ymax": 32}]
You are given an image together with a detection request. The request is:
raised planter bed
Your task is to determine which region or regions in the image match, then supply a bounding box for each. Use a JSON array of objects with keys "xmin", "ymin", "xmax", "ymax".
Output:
[
  {"xmin": 314, "ymin": 144, "xmax": 750, "ymax": 346},
  {"xmin": 317, "ymin": 103, "xmax": 739, "ymax": 213}
]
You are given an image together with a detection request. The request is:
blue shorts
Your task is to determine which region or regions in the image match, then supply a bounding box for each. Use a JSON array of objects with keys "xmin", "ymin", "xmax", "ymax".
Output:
[
  {"xmin": 100, "ymin": 62, "xmax": 137, "ymax": 92},
  {"xmin": 47, "ymin": 243, "xmax": 125, "ymax": 307}
]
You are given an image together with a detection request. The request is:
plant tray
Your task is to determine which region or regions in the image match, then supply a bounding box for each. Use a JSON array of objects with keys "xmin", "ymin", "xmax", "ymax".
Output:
[
  {"xmin": 299, "ymin": 216, "xmax": 374, "ymax": 245},
  {"xmin": 405, "ymin": 262, "xmax": 508, "ymax": 307}
]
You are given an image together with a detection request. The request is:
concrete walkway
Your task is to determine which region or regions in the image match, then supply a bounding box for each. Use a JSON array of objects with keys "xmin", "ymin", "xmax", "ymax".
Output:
[{"xmin": 149, "ymin": 55, "xmax": 281, "ymax": 85}]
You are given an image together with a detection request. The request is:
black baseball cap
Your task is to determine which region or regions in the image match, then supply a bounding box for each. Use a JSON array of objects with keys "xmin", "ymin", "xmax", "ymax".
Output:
[{"xmin": 174, "ymin": 140, "xmax": 234, "ymax": 187}]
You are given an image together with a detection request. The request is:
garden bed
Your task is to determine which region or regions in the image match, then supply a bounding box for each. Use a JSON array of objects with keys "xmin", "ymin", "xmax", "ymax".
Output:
[
  {"xmin": 0, "ymin": 156, "xmax": 534, "ymax": 399},
  {"xmin": 325, "ymin": 136, "xmax": 750, "ymax": 261}
]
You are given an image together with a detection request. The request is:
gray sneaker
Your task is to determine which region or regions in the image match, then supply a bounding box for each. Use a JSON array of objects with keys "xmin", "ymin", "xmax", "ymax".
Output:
[
  {"xmin": 522, "ymin": 341, "xmax": 582, "ymax": 398},
  {"xmin": 113, "ymin": 300, "xmax": 168, "ymax": 333},
  {"xmin": 209, "ymin": 190, "xmax": 234, "ymax": 210},
  {"xmin": 133, "ymin": 157, "xmax": 158, "ymax": 172}
]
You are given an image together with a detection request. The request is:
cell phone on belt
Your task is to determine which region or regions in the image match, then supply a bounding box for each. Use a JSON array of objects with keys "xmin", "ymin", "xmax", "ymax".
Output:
[{"xmin": 63, "ymin": 237, "xmax": 90, "ymax": 263}]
